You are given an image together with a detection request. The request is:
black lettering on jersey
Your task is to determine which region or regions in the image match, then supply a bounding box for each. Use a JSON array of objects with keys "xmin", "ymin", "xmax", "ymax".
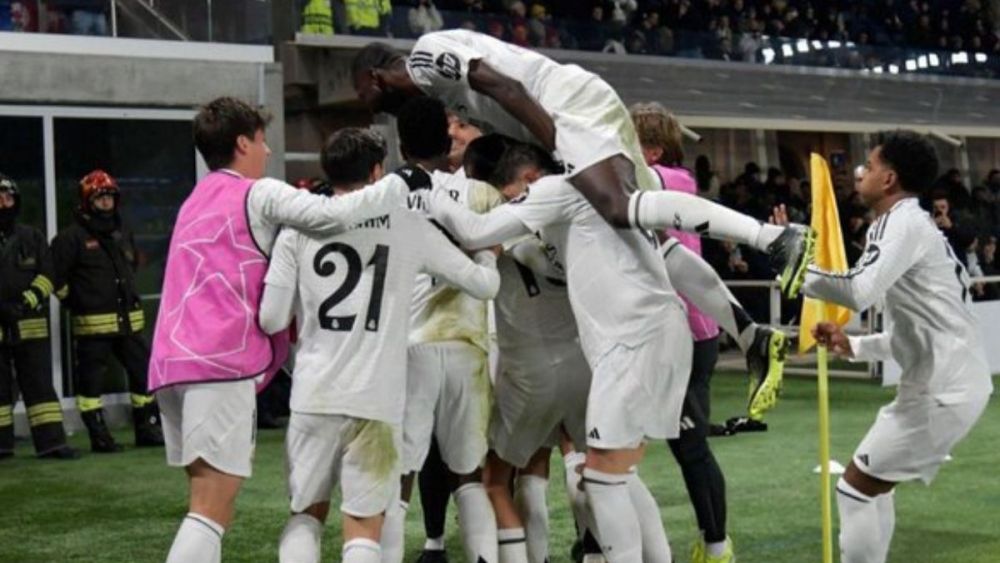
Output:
[
  {"xmin": 407, "ymin": 192, "xmax": 428, "ymax": 212},
  {"xmin": 861, "ymin": 244, "xmax": 880, "ymax": 267},
  {"xmin": 508, "ymin": 190, "xmax": 529, "ymax": 205},
  {"xmin": 435, "ymin": 52, "xmax": 462, "ymax": 81},
  {"xmin": 448, "ymin": 189, "xmax": 460, "ymax": 202},
  {"xmin": 350, "ymin": 214, "xmax": 391, "ymax": 231}
]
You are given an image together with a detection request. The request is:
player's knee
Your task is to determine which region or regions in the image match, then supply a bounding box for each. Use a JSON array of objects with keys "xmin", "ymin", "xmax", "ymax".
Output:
[{"xmin": 302, "ymin": 502, "xmax": 330, "ymax": 524}]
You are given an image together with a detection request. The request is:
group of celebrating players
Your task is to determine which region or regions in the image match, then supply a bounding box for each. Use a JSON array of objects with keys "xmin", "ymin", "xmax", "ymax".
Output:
[{"xmin": 149, "ymin": 28, "xmax": 992, "ymax": 563}]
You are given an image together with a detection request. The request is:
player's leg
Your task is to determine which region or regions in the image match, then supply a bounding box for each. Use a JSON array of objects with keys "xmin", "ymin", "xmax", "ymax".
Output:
[
  {"xmin": 112, "ymin": 333, "xmax": 164, "ymax": 447},
  {"xmin": 0, "ymin": 347, "xmax": 15, "ymax": 458},
  {"xmin": 666, "ymin": 350, "xmax": 732, "ymax": 563},
  {"xmin": 12, "ymin": 339, "xmax": 75, "ymax": 458},
  {"xmin": 436, "ymin": 342, "xmax": 497, "ymax": 563},
  {"xmin": 583, "ymin": 446, "xmax": 646, "ymax": 563},
  {"xmin": 280, "ymin": 412, "xmax": 340, "ymax": 563},
  {"xmin": 73, "ymin": 336, "xmax": 121, "ymax": 452},
  {"xmin": 417, "ymin": 438, "xmax": 452, "ymax": 561},
  {"xmin": 162, "ymin": 380, "xmax": 256, "ymax": 563},
  {"xmin": 837, "ymin": 461, "xmax": 895, "ymax": 563},
  {"xmin": 483, "ymin": 450, "xmax": 528, "ymax": 563},
  {"xmin": 340, "ymin": 418, "xmax": 400, "ymax": 563},
  {"xmin": 515, "ymin": 448, "xmax": 551, "ymax": 563}
]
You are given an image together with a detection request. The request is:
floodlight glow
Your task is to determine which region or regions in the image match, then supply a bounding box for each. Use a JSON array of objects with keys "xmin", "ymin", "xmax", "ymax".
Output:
[
  {"xmin": 929, "ymin": 54, "xmax": 940, "ymax": 66},
  {"xmin": 782, "ymin": 44, "xmax": 794, "ymax": 57},
  {"xmin": 828, "ymin": 40, "xmax": 842, "ymax": 48},
  {"xmin": 796, "ymin": 39, "xmax": 809, "ymax": 53},
  {"xmin": 873, "ymin": 66, "xmax": 884, "ymax": 74},
  {"xmin": 889, "ymin": 64, "xmax": 900, "ymax": 74},
  {"xmin": 952, "ymin": 52, "xmax": 969, "ymax": 64},
  {"xmin": 812, "ymin": 40, "xmax": 823, "ymax": 50},
  {"xmin": 917, "ymin": 55, "xmax": 928, "ymax": 68},
  {"xmin": 975, "ymin": 52, "xmax": 988, "ymax": 63},
  {"xmin": 905, "ymin": 59, "xmax": 917, "ymax": 71},
  {"xmin": 762, "ymin": 48, "xmax": 776, "ymax": 64}
]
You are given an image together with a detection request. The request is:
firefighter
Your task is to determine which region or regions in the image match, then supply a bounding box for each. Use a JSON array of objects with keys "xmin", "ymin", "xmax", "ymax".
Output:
[
  {"xmin": 51, "ymin": 169, "xmax": 163, "ymax": 453},
  {"xmin": 0, "ymin": 173, "xmax": 78, "ymax": 460}
]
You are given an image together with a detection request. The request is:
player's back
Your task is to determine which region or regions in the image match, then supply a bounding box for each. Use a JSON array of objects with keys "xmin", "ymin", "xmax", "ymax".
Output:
[
  {"xmin": 284, "ymin": 208, "xmax": 440, "ymax": 424},
  {"xmin": 881, "ymin": 199, "xmax": 992, "ymax": 399}
]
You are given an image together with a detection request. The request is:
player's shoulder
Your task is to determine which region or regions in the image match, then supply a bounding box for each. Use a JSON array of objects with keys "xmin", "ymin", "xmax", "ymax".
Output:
[
  {"xmin": 524, "ymin": 175, "xmax": 576, "ymax": 200},
  {"xmin": 870, "ymin": 198, "xmax": 927, "ymax": 242}
]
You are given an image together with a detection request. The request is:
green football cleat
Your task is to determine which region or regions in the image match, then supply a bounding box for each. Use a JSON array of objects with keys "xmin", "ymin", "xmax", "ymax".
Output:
[
  {"xmin": 692, "ymin": 537, "xmax": 735, "ymax": 563},
  {"xmin": 768, "ymin": 224, "xmax": 817, "ymax": 299},
  {"xmin": 746, "ymin": 326, "xmax": 788, "ymax": 420}
]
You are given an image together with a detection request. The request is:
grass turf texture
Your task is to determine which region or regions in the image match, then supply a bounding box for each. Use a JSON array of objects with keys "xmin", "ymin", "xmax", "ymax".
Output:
[{"xmin": 1, "ymin": 373, "xmax": 997, "ymax": 562}]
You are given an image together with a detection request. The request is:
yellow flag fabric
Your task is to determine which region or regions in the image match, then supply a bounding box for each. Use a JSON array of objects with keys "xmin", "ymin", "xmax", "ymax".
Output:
[{"xmin": 799, "ymin": 154, "xmax": 853, "ymax": 353}]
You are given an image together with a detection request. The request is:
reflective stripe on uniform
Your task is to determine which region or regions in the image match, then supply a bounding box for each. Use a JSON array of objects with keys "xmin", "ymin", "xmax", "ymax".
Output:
[
  {"xmin": 17, "ymin": 318, "xmax": 49, "ymax": 340},
  {"xmin": 76, "ymin": 396, "xmax": 103, "ymax": 412},
  {"xmin": 56, "ymin": 285, "xmax": 69, "ymax": 300},
  {"xmin": 129, "ymin": 310, "xmax": 145, "ymax": 332},
  {"xmin": 27, "ymin": 402, "xmax": 64, "ymax": 426},
  {"xmin": 72, "ymin": 311, "xmax": 145, "ymax": 335},
  {"xmin": 22, "ymin": 289, "xmax": 39, "ymax": 309},
  {"xmin": 31, "ymin": 274, "xmax": 54, "ymax": 297},
  {"xmin": 130, "ymin": 393, "xmax": 154, "ymax": 408},
  {"xmin": 0, "ymin": 405, "xmax": 12, "ymax": 427}
]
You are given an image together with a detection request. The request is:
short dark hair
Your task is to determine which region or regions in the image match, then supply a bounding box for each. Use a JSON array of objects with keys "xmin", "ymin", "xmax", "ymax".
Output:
[
  {"xmin": 352, "ymin": 42, "xmax": 403, "ymax": 80},
  {"xmin": 492, "ymin": 143, "xmax": 561, "ymax": 187},
  {"xmin": 396, "ymin": 96, "xmax": 451, "ymax": 161},
  {"xmin": 193, "ymin": 97, "xmax": 271, "ymax": 171},
  {"xmin": 463, "ymin": 134, "xmax": 516, "ymax": 183},
  {"xmin": 464, "ymin": 134, "xmax": 561, "ymax": 187},
  {"xmin": 321, "ymin": 128, "xmax": 387, "ymax": 187},
  {"xmin": 870, "ymin": 130, "xmax": 938, "ymax": 195}
]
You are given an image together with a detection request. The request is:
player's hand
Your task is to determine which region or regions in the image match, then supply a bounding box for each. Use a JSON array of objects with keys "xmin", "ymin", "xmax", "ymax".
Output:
[
  {"xmin": 392, "ymin": 164, "xmax": 433, "ymax": 192},
  {"xmin": 812, "ymin": 322, "xmax": 852, "ymax": 357},
  {"xmin": 770, "ymin": 204, "xmax": 789, "ymax": 226}
]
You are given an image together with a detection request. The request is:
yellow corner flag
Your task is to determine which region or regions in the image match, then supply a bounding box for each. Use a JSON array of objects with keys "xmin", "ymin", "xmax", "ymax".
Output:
[{"xmin": 799, "ymin": 154, "xmax": 853, "ymax": 354}]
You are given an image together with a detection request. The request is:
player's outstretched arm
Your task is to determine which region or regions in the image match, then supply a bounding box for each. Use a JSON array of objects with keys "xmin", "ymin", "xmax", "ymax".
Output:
[
  {"xmin": 468, "ymin": 60, "xmax": 556, "ymax": 151},
  {"xmin": 846, "ymin": 332, "xmax": 892, "ymax": 362},
  {"xmin": 506, "ymin": 237, "xmax": 564, "ymax": 280},
  {"xmin": 418, "ymin": 218, "xmax": 500, "ymax": 300},
  {"xmin": 802, "ymin": 214, "xmax": 918, "ymax": 311},
  {"xmin": 250, "ymin": 174, "xmax": 408, "ymax": 234},
  {"xmin": 429, "ymin": 186, "xmax": 531, "ymax": 249}
]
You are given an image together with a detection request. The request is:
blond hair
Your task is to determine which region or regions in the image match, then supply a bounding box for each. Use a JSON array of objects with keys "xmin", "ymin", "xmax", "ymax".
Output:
[{"xmin": 629, "ymin": 101, "xmax": 684, "ymax": 166}]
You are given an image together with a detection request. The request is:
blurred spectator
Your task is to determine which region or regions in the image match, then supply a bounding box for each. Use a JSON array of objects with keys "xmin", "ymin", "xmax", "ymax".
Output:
[
  {"xmin": 409, "ymin": 0, "xmax": 444, "ymax": 35},
  {"xmin": 985, "ymin": 169, "xmax": 1000, "ymax": 197},
  {"xmin": 843, "ymin": 205, "xmax": 871, "ymax": 266},
  {"xmin": 976, "ymin": 233, "xmax": 999, "ymax": 300},
  {"xmin": 608, "ymin": 0, "xmax": 638, "ymax": 27},
  {"xmin": 969, "ymin": 185, "xmax": 998, "ymax": 232},
  {"xmin": 341, "ymin": 0, "xmax": 391, "ymax": 36},
  {"xmin": 301, "ymin": 0, "xmax": 334, "ymax": 34},
  {"xmin": 48, "ymin": 0, "xmax": 107, "ymax": 35},
  {"xmin": 694, "ymin": 155, "xmax": 721, "ymax": 200},
  {"xmin": 580, "ymin": 3, "xmax": 609, "ymax": 50},
  {"xmin": 527, "ymin": 3, "xmax": 551, "ymax": 46},
  {"xmin": 931, "ymin": 191, "xmax": 977, "ymax": 266},
  {"xmin": 933, "ymin": 168, "xmax": 972, "ymax": 210}
]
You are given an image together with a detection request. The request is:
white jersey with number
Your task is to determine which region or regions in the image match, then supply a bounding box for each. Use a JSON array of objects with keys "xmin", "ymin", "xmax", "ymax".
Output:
[
  {"xmin": 265, "ymin": 208, "xmax": 497, "ymax": 424},
  {"xmin": 407, "ymin": 29, "xmax": 594, "ymax": 144},
  {"xmin": 803, "ymin": 197, "xmax": 993, "ymax": 403},
  {"xmin": 496, "ymin": 175, "xmax": 680, "ymax": 363},
  {"xmin": 408, "ymin": 168, "xmax": 504, "ymax": 350}
]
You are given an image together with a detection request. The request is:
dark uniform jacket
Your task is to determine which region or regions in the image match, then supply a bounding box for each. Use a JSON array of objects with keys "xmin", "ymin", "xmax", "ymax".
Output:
[
  {"xmin": 0, "ymin": 225, "xmax": 54, "ymax": 345},
  {"xmin": 50, "ymin": 211, "xmax": 145, "ymax": 338}
]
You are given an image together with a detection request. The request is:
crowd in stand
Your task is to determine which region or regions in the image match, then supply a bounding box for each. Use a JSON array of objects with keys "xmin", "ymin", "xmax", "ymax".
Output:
[{"xmin": 0, "ymin": 1, "xmax": 108, "ymax": 35}]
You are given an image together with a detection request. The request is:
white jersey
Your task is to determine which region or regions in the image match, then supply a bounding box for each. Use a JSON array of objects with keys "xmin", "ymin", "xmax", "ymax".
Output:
[
  {"xmin": 407, "ymin": 29, "xmax": 595, "ymax": 144},
  {"xmin": 494, "ymin": 237, "xmax": 580, "ymax": 369},
  {"xmin": 803, "ymin": 198, "xmax": 993, "ymax": 404},
  {"xmin": 496, "ymin": 175, "xmax": 680, "ymax": 362},
  {"xmin": 408, "ymin": 168, "xmax": 504, "ymax": 350},
  {"xmin": 265, "ymin": 207, "xmax": 499, "ymax": 424}
]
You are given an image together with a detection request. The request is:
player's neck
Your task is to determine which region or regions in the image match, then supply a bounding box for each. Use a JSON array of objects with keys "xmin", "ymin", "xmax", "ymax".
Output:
[
  {"xmin": 332, "ymin": 181, "xmax": 367, "ymax": 196},
  {"xmin": 412, "ymin": 156, "xmax": 449, "ymax": 173},
  {"xmin": 872, "ymin": 192, "xmax": 913, "ymax": 216}
]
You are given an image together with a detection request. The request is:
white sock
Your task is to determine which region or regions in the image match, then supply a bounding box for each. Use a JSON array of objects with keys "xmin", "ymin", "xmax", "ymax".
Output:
[
  {"xmin": 166, "ymin": 512, "xmax": 224, "ymax": 563},
  {"xmin": 583, "ymin": 467, "xmax": 642, "ymax": 563},
  {"xmin": 455, "ymin": 482, "xmax": 499, "ymax": 563},
  {"xmin": 563, "ymin": 452, "xmax": 588, "ymax": 534},
  {"xmin": 344, "ymin": 538, "xmax": 382, "ymax": 563},
  {"xmin": 626, "ymin": 471, "xmax": 671, "ymax": 563},
  {"xmin": 380, "ymin": 500, "xmax": 409, "ymax": 563},
  {"xmin": 424, "ymin": 536, "xmax": 445, "ymax": 551},
  {"xmin": 875, "ymin": 492, "xmax": 895, "ymax": 561},
  {"xmin": 279, "ymin": 513, "xmax": 323, "ymax": 563},
  {"xmin": 630, "ymin": 190, "xmax": 774, "ymax": 249},
  {"xmin": 498, "ymin": 527, "xmax": 529, "ymax": 563},
  {"xmin": 836, "ymin": 478, "xmax": 883, "ymax": 563},
  {"xmin": 514, "ymin": 475, "xmax": 549, "ymax": 563},
  {"xmin": 706, "ymin": 539, "xmax": 728, "ymax": 558},
  {"xmin": 661, "ymin": 237, "xmax": 754, "ymax": 344}
]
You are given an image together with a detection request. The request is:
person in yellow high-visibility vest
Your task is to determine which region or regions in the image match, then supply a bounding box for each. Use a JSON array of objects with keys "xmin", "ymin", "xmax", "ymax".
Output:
[
  {"xmin": 300, "ymin": 0, "xmax": 334, "ymax": 34},
  {"xmin": 343, "ymin": 0, "xmax": 391, "ymax": 36}
]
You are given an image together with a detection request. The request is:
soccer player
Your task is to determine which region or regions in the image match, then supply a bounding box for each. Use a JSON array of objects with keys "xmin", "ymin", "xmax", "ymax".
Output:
[
  {"xmin": 379, "ymin": 96, "xmax": 505, "ymax": 563},
  {"xmin": 260, "ymin": 127, "xmax": 500, "ymax": 563},
  {"xmin": 149, "ymin": 97, "xmax": 409, "ymax": 563},
  {"xmin": 351, "ymin": 30, "xmax": 815, "ymax": 299},
  {"xmin": 803, "ymin": 131, "xmax": 993, "ymax": 563}
]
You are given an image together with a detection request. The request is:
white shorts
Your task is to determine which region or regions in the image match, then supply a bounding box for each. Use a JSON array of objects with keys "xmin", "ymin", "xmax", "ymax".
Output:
[
  {"xmin": 853, "ymin": 393, "xmax": 989, "ymax": 484},
  {"xmin": 540, "ymin": 72, "xmax": 658, "ymax": 193},
  {"xmin": 586, "ymin": 306, "xmax": 692, "ymax": 449},
  {"xmin": 157, "ymin": 379, "xmax": 256, "ymax": 478},
  {"xmin": 403, "ymin": 341, "xmax": 492, "ymax": 475},
  {"xmin": 285, "ymin": 413, "xmax": 401, "ymax": 517},
  {"xmin": 490, "ymin": 344, "xmax": 590, "ymax": 468}
]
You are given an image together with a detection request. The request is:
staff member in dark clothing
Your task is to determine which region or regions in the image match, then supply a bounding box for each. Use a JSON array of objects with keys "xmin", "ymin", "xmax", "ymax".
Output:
[
  {"xmin": 51, "ymin": 169, "xmax": 163, "ymax": 453},
  {"xmin": 0, "ymin": 173, "xmax": 78, "ymax": 460}
]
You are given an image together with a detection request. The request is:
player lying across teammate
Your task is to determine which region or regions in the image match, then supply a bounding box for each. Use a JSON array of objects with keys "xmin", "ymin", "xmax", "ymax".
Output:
[{"xmin": 351, "ymin": 28, "xmax": 816, "ymax": 300}]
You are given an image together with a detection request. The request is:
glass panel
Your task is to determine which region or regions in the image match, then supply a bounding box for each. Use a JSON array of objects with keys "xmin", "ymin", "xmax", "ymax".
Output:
[{"xmin": 53, "ymin": 117, "xmax": 195, "ymax": 393}]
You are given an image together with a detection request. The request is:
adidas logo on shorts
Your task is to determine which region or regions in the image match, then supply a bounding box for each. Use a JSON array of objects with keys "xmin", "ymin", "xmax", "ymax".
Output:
[{"xmin": 588, "ymin": 427, "xmax": 601, "ymax": 440}]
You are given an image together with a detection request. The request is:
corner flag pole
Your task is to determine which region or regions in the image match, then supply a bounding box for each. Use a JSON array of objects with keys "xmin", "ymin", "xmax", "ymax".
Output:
[{"xmin": 816, "ymin": 300, "xmax": 834, "ymax": 563}]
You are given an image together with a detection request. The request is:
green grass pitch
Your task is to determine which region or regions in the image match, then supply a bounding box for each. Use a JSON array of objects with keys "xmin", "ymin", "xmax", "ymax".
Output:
[{"xmin": 1, "ymin": 373, "xmax": 997, "ymax": 562}]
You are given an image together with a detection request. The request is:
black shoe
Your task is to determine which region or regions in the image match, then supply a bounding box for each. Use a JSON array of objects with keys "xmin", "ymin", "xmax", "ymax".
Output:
[
  {"xmin": 725, "ymin": 416, "xmax": 769, "ymax": 434},
  {"xmin": 38, "ymin": 445, "xmax": 81, "ymax": 460},
  {"xmin": 133, "ymin": 403, "xmax": 165, "ymax": 448},
  {"xmin": 414, "ymin": 549, "xmax": 448, "ymax": 563},
  {"xmin": 708, "ymin": 423, "xmax": 731, "ymax": 437},
  {"xmin": 767, "ymin": 224, "xmax": 816, "ymax": 299},
  {"xmin": 81, "ymin": 409, "xmax": 123, "ymax": 453},
  {"xmin": 571, "ymin": 538, "xmax": 584, "ymax": 563},
  {"xmin": 746, "ymin": 326, "xmax": 788, "ymax": 419}
]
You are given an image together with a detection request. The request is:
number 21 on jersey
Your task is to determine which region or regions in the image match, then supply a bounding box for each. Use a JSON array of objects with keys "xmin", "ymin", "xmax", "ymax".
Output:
[{"xmin": 313, "ymin": 242, "xmax": 390, "ymax": 332}]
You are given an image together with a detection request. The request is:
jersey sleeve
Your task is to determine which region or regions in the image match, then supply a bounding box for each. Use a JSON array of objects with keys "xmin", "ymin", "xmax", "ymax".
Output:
[
  {"xmin": 499, "ymin": 178, "xmax": 574, "ymax": 233},
  {"xmin": 802, "ymin": 211, "xmax": 921, "ymax": 311},
  {"xmin": 260, "ymin": 229, "xmax": 299, "ymax": 334},
  {"xmin": 408, "ymin": 31, "xmax": 482, "ymax": 95},
  {"xmin": 847, "ymin": 332, "xmax": 892, "ymax": 362},
  {"xmin": 428, "ymin": 185, "xmax": 531, "ymax": 249},
  {"xmin": 466, "ymin": 179, "xmax": 505, "ymax": 214},
  {"xmin": 416, "ymin": 217, "xmax": 500, "ymax": 300},
  {"xmin": 506, "ymin": 237, "xmax": 565, "ymax": 280},
  {"xmin": 248, "ymin": 175, "xmax": 407, "ymax": 242}
]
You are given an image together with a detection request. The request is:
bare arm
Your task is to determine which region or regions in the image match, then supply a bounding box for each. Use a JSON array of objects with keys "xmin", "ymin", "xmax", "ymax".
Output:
[{"xmin": 468, "ymin": 60, "xmax": 556, "ymax": 151}]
